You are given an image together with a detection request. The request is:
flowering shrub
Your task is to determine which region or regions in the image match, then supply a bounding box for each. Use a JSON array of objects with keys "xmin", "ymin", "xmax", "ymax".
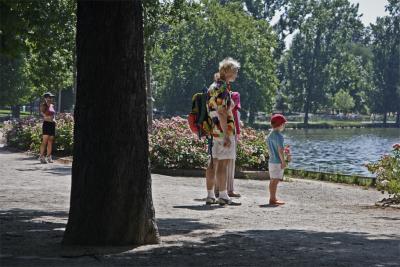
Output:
[
  {"xmin": 150, "ymin": 117, "xmax": 269, "ymax": 170},
  {"xmin": 366, "ymin": 144, "xmax": 400, "ymax": 201},
  {"xmin": 236, "ymin": 127, "xmax": 269, "ymax": 170},
  {"xmin": 3, "ymin": 115, "xmax": 269, "ymax": 170},
  {"xmin": 149, "ymin": 117, "xmax": 209, "ymax": 169},
  {"xmin": 2, "ymin": 113, "xmax": 74, "ymax": 156}
]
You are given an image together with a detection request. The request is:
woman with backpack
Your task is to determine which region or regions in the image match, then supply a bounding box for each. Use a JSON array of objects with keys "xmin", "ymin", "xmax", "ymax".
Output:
[
  {"xmin": 39, "ymin": 92, "xmax": 56, "ymax": 164},
  {"xmin": 205, "ymin": 58, "xmax": 241, "ymax": 206}
]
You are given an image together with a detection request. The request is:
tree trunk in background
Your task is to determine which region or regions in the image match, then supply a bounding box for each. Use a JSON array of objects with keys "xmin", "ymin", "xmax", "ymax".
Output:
[
  {"xmin": 58, "ymin": 89, "xmax": 62, "ymax": 113},
  {"xmin": 396, "ymin": 111, "xmax": 400, "ymax": 127},
  {"xmin": 303, "ymin": 100, "xmax": 310, "ymax": 125},
  {"xmin": 248, "ymin": 106, "xmax": 256, "ymax": 125},
  {"xmin": 304, "ymin": 29, "xmax": 321, "ymax": 127},
  {"xmin": 63, "ymin": 0, "xmax": 159, "ymax": 246},
  {"xmin": 11, "ymin": 105, "xmax": 20, "ymax": 119},
  {"xmin": 383, "ymin": 112, "xmax": 387, "ymax": 125}
]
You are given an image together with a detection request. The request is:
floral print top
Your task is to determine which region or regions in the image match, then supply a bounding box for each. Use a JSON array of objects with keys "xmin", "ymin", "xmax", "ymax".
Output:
[{"xmin": 207, "ymin": 80, "xmax": 236, "ymax": 138}]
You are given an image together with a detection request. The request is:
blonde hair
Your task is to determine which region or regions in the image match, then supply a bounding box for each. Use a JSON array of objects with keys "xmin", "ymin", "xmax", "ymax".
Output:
[{"xmin": 219, "ymin": 57, "xmax": 240, "ymax": 80}]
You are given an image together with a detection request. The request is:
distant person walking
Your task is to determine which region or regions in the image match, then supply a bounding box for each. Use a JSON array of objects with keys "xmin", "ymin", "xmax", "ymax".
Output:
[{"xmin": 39, "ymin": 92, "xmax": 56, "ymax": 164}]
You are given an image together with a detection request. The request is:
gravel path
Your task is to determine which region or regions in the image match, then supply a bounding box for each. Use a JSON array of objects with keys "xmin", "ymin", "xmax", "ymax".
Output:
[{"xmin": 0, "ymin": 148, "xmax": 399, "ymax": 266}]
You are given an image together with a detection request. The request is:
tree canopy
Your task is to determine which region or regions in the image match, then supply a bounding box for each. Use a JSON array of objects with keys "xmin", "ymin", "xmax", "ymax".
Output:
[{"xmin": 152, "ymin": 0, "xmax": 278, "ymax": 122}]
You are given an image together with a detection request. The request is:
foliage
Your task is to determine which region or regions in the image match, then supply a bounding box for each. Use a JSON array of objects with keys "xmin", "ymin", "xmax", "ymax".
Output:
[
  {"xmin": 0, "ymin": 0, "xmax": 76, "ymax": 105},
  {"xmin": 3, "ymin": 116, "xmax": 269, "ymax": 170},
  {"xmin": 279, "ymin": 0, "xmax": 364, "ymax": 123},
  {"xmin": 149, "ymin": 117, "xmax": 269, "ymax": 170},
  {"xmin": 369, "ymin": 0, "xmax": 400, "ymax": 122},
  {"xmin": 0, "ymin": 54, "xmax": 30, "ymax": 107},
  {"xmin": 333, "ymin": 89, "xmax": 355, "ymax": 113},
  {"xmin": 152, "ymin": 0, "xmax": 278, "ymax": 123},
  {"xmin": 2, "ymin": 113, "xmax": 74, "ymax": 155},
  {"xmin": 149, "ymin": 117, "xmax": 209, "ymax": 169},
  {"xmin": 366, "ymin": 144, "xmax": 400, "ymax": 201},
  {"xmin": 236, "ymin": 127, "xmax": 269, "ymax": 170}
]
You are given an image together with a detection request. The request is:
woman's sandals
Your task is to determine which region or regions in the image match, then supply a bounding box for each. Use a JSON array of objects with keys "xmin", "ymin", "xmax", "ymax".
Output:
[{"xmin": 205, "ymin": 197, "xmax": 241, "ymax": 206}]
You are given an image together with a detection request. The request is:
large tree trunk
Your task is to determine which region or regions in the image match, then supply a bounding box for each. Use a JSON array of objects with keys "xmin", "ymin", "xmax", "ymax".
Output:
[
  {"xmin": 145, "ymin": 61, "xmax": 153, "ymax": 130},
  {"xmin": 63, "ymin": 0, "xmax": 159, "ymax": 246},
  {"xmin": 72, "ymin": 43, "xmax": 77, "ymax": 111}
]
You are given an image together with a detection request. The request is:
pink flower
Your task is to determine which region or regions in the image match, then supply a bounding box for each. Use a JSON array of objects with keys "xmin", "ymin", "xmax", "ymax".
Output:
[{"xmin": 393, "ymin": 143, "xmax": 400, "ymax": 150}]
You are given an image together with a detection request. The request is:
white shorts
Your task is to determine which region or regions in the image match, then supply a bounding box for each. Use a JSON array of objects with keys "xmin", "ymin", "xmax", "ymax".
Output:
[
  {"xmin": 268, "ymin": 163, "xmax": 284, "ymax": 180},
  {"xmin": 212, "ymin": 136, "xmax": 236, "ymax": 160}
]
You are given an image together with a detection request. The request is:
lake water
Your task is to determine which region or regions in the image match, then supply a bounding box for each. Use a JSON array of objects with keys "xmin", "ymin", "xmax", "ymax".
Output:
[{"xmin": 283, "ymin": 128, "xmax": 400, "ymax": 177}]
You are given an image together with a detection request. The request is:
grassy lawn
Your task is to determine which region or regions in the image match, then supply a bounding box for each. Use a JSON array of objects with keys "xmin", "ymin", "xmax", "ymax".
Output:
[
  {"xmin": 285, "ymin": 168, "xmax": 375, "ymax": 187},
  {"xmin": 0, "ymin": 109, "xmax": 31, "ymax": 118}
]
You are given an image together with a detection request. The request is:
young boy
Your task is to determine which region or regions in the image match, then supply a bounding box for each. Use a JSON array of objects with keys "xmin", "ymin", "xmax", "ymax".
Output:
[{"xmin": 267, "ymin": 114, "xmax": 288, "ymax": 205}]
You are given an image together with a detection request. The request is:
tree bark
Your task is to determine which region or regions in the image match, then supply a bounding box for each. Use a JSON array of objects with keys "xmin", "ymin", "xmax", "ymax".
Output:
[
  {"xmin": 72, "ymin": 43, "xmax": 77, "ymax": 111},
  {"xmin": 58, "ymin": 89, "xmax": 62, "ymax": 113},
  {"xmin": 63, "ymin": 0, "xmax": 159, "ymax": 246},
  {"xmin": 383, "ymin": 112, "xmax": 387, "ymax": 125},
  {"xmin": 11, "ymin": 105, "xmax": 20, "ymax": 119},
  {"xmin": 248, "ymin": 105, "xmax": 256, "ymax": 125},
  {"xmin": 145, "ymin": 61, "xmax": 153, "ymax": 130}
]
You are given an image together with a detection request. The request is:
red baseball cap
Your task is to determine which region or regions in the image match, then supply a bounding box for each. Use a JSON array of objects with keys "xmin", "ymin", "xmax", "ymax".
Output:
[{"xmin": 270, "ymin": 114, "xmax": 287, "ymax": 127}]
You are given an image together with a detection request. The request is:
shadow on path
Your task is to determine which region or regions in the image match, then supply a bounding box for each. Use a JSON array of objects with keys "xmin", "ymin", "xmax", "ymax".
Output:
[{"xmin": 1, "ymin": 208, "xmax": 399, "ymax": 266}]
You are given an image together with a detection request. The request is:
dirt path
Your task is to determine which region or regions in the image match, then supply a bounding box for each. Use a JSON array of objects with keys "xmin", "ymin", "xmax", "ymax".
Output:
[{"xmin": 0, "ymin": 148, "xmax": 399, "ymax": 266}]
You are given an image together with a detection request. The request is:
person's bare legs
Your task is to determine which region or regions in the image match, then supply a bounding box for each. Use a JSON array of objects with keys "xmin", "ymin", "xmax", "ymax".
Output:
[
  {"xmin": 206, "ymin": 159, "xmax": 217, "ymax": 191},
  {"xmin": 205, "ymin": 159, "xmax": 218, "ymax": 204},
  {"xmin": 40, "ymin": 135, "xmax": 49, "ymax": 163},
  {"xmin": 216, "ymin": 159, "xmax": 241, "ymax": 205},
  {"xmin": 227, "ymin": 159, "xmax": 234, "ymax": 192},
  {"xmin": 46, "ymin": 136, "xmax": 54, "ymax": 156},
  {"xmin": 269, "ymin": 179, "xmax": 285, "ymax": 205},
  {"xmin": 46, "ymin": 136, "xmax": 54, "ymax": 162},
  {"xmin": 40, "ymin": 135, "xmax": 49, "ymax": 156},
  {"xmin": 216, "ymin": 159, "xmax": 229, "ymax": 194},
  {"xmin": 227, "ymin": 159, "xmax": 240, "ymax": 197}
]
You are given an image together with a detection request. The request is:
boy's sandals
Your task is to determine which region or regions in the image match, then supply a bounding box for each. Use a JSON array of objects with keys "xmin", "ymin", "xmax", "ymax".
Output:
[
  {"xmin": 269, "ymin": 199, "xmax": 285, "ymax": 205},
  {"xmin": 205, "ymin": 197, "xmax": 217, "ymax": 205},
  {"xmin": 218, "ymin": 198, "xmax": 241, "ymax": 206}
]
